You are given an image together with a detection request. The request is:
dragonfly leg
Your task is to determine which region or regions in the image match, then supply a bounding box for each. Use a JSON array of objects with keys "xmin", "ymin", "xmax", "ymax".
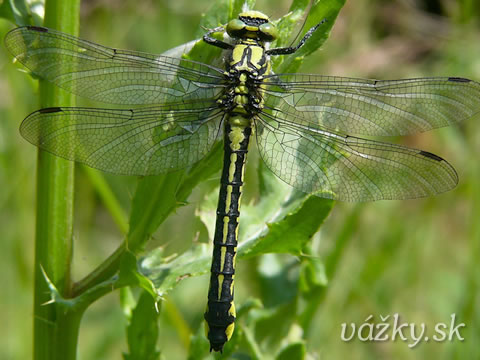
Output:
[
  {"xmin": 203, "ymin": 26, "xmax": 234, "ymax": 50},
  {"xmin": 266, "ymin": 18, "xmax": 327, "ymax": 55}
]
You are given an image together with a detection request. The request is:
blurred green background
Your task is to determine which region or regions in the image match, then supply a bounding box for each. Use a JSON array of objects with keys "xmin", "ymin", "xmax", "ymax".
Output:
[{"xmin": 1, "ymin": 0, "xmax": 479, "ymax": 359}]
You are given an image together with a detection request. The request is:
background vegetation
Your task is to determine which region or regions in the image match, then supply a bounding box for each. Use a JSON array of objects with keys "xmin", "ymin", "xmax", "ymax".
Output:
[{"xmin": 1, "ymin": 0, "xmax": 478, "ymax": 359}]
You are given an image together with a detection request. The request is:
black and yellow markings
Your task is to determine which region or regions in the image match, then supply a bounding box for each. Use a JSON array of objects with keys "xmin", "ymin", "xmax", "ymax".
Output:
[
  {"xmin": 204, "ymin": 11, "xmax": 272, "ymax": 352},
  {"xmin": 203, "ymin": 9, "xmax": 315, "ymax": 352},
  {"xmin": 230, "ymin": 43, "xmax": 267, "ymax": 74},
  {"xmin": 204, "ymin": 119, "xmax": 251, "ymax": 351}
]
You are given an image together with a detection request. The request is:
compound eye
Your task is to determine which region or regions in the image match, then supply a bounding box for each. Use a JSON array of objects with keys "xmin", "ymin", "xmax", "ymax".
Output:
[
  {"xmin": 259, "ymin": 22, "xmax": 278, "ymax": 41},
  {"xmin": 226, "ymin": 19, "xmax": 246, "ymax": 38}
]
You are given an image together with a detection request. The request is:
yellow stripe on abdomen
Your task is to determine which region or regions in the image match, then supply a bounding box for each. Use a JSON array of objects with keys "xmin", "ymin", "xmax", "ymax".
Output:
[{"xmin": 204, "ymin": 118, "xmax": 251, "ymax": 352}]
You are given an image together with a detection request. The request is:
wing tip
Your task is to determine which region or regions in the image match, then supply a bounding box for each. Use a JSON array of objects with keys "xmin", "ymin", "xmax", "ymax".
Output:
[{"xmin": 418, "ymin": 150, "xmax": 459, "ymax": 185}]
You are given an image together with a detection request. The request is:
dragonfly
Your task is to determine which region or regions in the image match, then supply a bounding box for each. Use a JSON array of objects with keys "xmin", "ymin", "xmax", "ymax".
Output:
[{"xmin": 5, "ymin": 10, "xmax": 480, "ymax": 352}]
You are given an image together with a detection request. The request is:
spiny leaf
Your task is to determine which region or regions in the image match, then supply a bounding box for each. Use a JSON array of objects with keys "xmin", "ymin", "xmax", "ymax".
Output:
[
  {"xmin": 138, "ymin": 245, "xmax": 211, "ymax": 295},
  {"xmin": 239, "ymin": 195, "xmax": 333, "ymax": 258}
]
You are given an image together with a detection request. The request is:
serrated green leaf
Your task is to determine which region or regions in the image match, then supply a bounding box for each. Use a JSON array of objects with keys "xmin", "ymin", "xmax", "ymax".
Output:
[
  {"xmin": 239, "ymin": 195, "xmax": 334, "ymax": 259},
  {"xmin": 275, "ymin": 342, "xmax": 306, "ymax": 360},
  {"xmin": 123, "ymin": 291, "xmax": 160, "ymax": 360},
  {"xmin": 138, "ymin": 244, "xmax": 211, "ymax": 296},
  {"xmin": 118, "ymin": 251, "xmax": 157, "ymax": 297}
]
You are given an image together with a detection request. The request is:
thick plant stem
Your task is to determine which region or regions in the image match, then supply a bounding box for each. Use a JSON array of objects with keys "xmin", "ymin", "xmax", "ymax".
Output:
[{"xmin": 33, "ymin": 1, "xmax": 81, "ymax": 360}]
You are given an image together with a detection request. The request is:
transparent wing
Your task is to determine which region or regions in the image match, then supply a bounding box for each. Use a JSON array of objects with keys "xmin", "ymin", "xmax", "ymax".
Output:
[
  {"xmin": 262, "ymin": 75, "xmax": 480, "ymax": 136},
  {"xmin": 4, "ymin": 26, "xmax": 226, "ymax": 105},
  {"xmin": 255, "ymin": 112, "xmax": 458, "ymax": 201},
  {"xmin": 20, "ymin": 102, "xmax": 223, "ymax": 175}
]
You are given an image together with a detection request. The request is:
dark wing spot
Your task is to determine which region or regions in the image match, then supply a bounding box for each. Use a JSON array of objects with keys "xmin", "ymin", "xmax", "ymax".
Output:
[
  {"xmin": 26, "ymin": 26, "xmax": 49, "ymax": 33},
  {"xmin": 419, "ymin": 150, "xmax": 443, "ymax": 162},
  {"xmin": 448, "ymin": 77, "xmax": 471, "ymax": 83},
  {"xmin": 39, "ymin": 107, "xmax": 63, "ymax": 114}
]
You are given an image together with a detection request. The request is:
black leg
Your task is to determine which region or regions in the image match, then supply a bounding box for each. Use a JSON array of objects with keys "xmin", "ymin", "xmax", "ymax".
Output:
[
  {"xmin": 266, "ymin": 18, "xmax": 327, "ymax": 56},
  {"xmin": 203, "ymin": 26, "xmax": 234, "ymax": 50}
]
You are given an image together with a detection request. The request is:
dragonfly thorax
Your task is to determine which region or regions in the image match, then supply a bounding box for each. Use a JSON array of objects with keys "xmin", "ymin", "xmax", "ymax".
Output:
[
  {"xmin": 219, "ymin": 70, "xmax": 263, "ymax": 118},
  {"xmin": 228, "ymin": 41, "xmax": 270, "ymax": 76},
  {"xmin": 220, "ymin": 15, "xmax": 271, "ymax": 120}
]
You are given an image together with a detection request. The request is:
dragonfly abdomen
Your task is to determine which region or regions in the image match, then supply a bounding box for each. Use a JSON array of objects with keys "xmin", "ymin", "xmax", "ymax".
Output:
[
  {"xmin": 204, "ymin": 12, "xmax": 271, "ymax": 352},
  {"xmin": 204, "ymin": 119, "xmax": 251, "ymax": 352}
]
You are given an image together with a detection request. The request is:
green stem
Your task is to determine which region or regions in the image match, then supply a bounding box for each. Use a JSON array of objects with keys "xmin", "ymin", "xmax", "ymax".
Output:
[{"xmin": 33, "ymin": 1, "xmax": 81, "ymax": 360}]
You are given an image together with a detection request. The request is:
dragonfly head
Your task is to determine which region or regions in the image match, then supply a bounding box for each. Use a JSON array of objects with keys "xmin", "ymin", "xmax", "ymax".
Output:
[{"xmin": 226, "ymin": 10, "xmax": 278, "ymax": 42}]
